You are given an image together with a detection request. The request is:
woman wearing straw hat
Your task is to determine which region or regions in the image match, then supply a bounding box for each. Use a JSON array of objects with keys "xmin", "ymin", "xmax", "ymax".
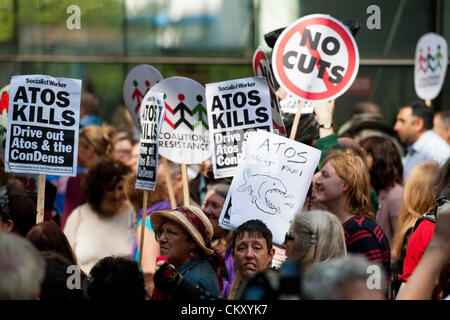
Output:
[{"xmin": 150, "ymin": 205, "xmax": 222, "ymax": 299}]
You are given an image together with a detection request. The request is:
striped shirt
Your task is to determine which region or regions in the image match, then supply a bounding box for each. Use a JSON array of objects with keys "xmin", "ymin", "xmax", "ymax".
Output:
[{"xmin": 344, "ymin": 216, "xmax": 391, "ymax": 274}]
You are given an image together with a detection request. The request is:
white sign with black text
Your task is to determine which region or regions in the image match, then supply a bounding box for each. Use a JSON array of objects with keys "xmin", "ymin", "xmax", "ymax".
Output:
[
  {"xmin": 206, "ymin": 77, "xmax": 273, "ymax": 179},
  {"xmin": 5, "ymin": 75, "xmax": 81, "ymax": 176}
]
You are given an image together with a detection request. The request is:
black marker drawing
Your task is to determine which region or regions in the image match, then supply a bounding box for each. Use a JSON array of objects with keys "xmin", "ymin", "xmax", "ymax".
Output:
[{"xmin": 237, "ymin": 168, "xmax": 294, "ymax": 215}]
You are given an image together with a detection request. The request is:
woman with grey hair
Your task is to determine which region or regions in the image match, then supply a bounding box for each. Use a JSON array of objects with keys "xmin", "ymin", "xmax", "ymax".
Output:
[
  {"xmin": 301, "ymin": 254, "xmax": 386, "ymax": 300},
  {"xmin": 283, "ymin": 210, "xmax": 347, "ymax": 271}
]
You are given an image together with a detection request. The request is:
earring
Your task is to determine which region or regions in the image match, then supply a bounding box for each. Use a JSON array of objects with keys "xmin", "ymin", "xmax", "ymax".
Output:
[{"xmin": 190, "ymin": 252, "xmax": 194, "ymax": 257}]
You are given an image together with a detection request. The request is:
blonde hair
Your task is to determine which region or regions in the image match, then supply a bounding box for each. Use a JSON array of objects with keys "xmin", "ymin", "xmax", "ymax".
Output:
[
  {"xmin": 322, "ymin": 149, "xmax": 372, "ymax": 216},
  {"xmin": 392, "ymin": 160, "xmax": 440, "ymax": 260},
  {"xmin": 79, "ymin": 125, "xmax": 115, "ymax": 157},
  {"xmin": 289, "ymin": 210, "xmax": 347, "ymax": 271}
]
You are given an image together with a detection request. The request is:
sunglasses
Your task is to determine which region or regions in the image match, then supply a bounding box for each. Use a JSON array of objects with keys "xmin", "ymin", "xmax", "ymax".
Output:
[{"xmin": 284, "ymin": 232, "xmax": 296, "ymax": 244}]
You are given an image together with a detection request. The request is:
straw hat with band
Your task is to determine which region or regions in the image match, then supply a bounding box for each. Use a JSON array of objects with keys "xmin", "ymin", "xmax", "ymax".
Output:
[{"xmin": 151, "ymin": 205, "xmax": 214, "ymax": 256}]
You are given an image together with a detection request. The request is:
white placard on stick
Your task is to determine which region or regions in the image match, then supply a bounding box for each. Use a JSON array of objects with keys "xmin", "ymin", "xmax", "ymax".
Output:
[
  {"xmin": 219, "ymin": 130, "xmax": 321, "ymax": 245},
  {"xmin": 5, "ymin": 75, "xmax": 81, "ymax": 176},
  {"xmin": 206, "ymin": 76, "xmax": 273, "ymax": 179},
  {"xmin": 414, "ymin": 32, "xmax": 448, "ymax": 101},
  {"xmin": 123, "ymin": 64, "xmax": 163, "ymax": 130},
  {"xmin": 272, "ymin": 14, "xmax": 359, "ymax": 103},
  {"xmin": 152, "ymin": 77, "xmax": 210, "ymax": 165},
  {"xmin": 135, "ymin": 92, "xmax": 164, "ymax": 191}
]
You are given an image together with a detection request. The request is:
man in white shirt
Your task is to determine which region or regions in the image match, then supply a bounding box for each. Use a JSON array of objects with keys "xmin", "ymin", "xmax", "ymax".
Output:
[{"xmin": 394, "ymin": 102, "xmax": 450, "ymax": 179}]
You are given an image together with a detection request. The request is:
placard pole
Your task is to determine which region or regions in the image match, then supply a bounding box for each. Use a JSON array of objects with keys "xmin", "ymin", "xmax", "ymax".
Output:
[
  {"xmin": 289, "ymin": 100, "xmax": 304, "ymax": 140},
  {"xmin": 36, "ymin": 174, "xmax": 46, "ymax": 224},
  {"xmin": 425, "ymin": 99, "xmax": 432, "ymax": 107},
  {"xmin": 181, "ymin": 164, "xmax": 190, "ymax": 206},
  {"xmin": 138, "ymin": 190, "xmax": 149, "ymax": 269},
  {"xmin": 161, "ymin": 157, "xmax": 177, "ymax": 208}
]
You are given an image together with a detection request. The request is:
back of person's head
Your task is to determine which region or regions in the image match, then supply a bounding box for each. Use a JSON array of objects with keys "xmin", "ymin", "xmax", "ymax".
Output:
[
  {"xmin": 39, "ymin": 251, "xmax": 87, "ymax": 300},
  {"xmin": 207, "ymin": 183, "xmax": 230, "ymax": 200},
  {"xmin": 0, "ymin": 190, "xmax": 37, "ymax": 237},
  {"xmin": 124, "ymin": 171, "xmax": 169, "ymax": 213},
  {"xmin": 289, "ymin": 210, "xmax": 346, "ymax": 271},
  {"xmin": 26, "ymin": 221, "xmax": 77, "ymax": 265},
  {"xmin": 405, "ymin": 101, "xmax": 433, "ymax": 130},
  {"xmin": 87, "ymin": 256, "xmax": 146, "ymax": 300},
  {"xmin": 80, "ymin": 92, "xmax": 99, "ymax": 116},
  {"xmin": 79, "ymin": 125, "xmax": 115, "ymax": 158},
  {"xmin": 392, "ymin": 160, "xmax": 441, "ymax": 260},
  {"xmin": 360, "ymin": 135, "xmax": 403, "ymax": 192},
  {"xmin": 322, "ymin": 149, "xmax": 372, "ymax": 216},
  {"xmin": 352, "ymin": 101, "xmax": 382, "ymax": 115},
  {"xmin": 0, "ymin": 232, "xmax": 45, "ymax": 299},
  {"xmin": 301, "ymin": 254, "xmax": 386, "ymax": 300},
  {"xmin": 232, "ymin": 219, "xmax": 273, "ymax": 253}
]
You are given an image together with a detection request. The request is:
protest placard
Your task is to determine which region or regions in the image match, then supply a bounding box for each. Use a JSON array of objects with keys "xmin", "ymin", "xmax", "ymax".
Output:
[
  {"xmin": 218, "ymin": 130, "xmax": 321, "ymax": 245},
  {"xmin": 414, "ymin": 33, "xmax": 448, "ymax": 102},
  {"xmin": 123, "ymin": 64, "xmax": 163, "ymax": 130},
  {"xmin": 152, "ymin": 76, "xmax": 210, "ymax": 165},
  {"xmin": 253, "ymin": 48, "xmax": 287, "ymax": 136},
  {"xmin": 206, "ymin": 76, "xmax": 273, "ymax": 179},
  {"xmin": 5, "ymin": 75, "xmax": 81, "ymax": 176},
  {"xmin": 272, "ymin": 14, "xmax": 359, "ymax": 103},
  {"xmin": 135, "ymin": 92, "xmax": 164, "ymax": 191}
]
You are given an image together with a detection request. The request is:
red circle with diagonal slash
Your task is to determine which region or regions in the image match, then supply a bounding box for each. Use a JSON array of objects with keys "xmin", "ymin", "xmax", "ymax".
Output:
[{"xmin": 272, "ymin": 14, "xmax": 359, "ymax": 102}]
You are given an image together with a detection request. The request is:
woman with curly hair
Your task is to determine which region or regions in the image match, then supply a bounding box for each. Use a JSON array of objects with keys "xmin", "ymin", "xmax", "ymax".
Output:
[
  {"xmin": 63, "ymin": 158, "xmax": 136, "ymax": 274},
  {"xmin": 61, "ymin": 125, "xmax": 115, "ymax": 229}
]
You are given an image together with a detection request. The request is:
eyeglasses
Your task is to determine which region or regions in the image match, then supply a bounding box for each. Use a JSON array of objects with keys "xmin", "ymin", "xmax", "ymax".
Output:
[
  {"xmin": 154, "ymin": 228, "xmax": 186, "ymax": 242},
  {"xmin": 284, "ymin": 232, "xmax": 296, "ymax": 244}
]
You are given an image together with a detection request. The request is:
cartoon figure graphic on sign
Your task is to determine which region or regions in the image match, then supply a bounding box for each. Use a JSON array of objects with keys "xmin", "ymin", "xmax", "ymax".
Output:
[
  {"xmin": 163, "ymin": 94, "xmax": 175, "ymax": 129},
  {"xmin": 426, "ymin": 46, "xmax": 436, "ymax": 72},
  {"xmin": 132, "ymin": 80, "xmax": 146, "ymax": 114},
  {"xmin": 173, "ymin": 94, "xmax": 193, "ymax": 129},
  {"xmin": 237, "ymin": 168, "xmax": 294, "ymax": 215},
  {"xmin": 0, "ymin": 91, "xmax": 8, "ymax": 114},
  {"xmin": 418, "ymin": 48, "xmax": 427, "ymax": 73},
  {"xmin": 192, "ymin": 95, "xmax": 208, "ymax": 130},
  {"xmin": 435, "ymin": 45, "xmax": 443, "ymax": 71}
]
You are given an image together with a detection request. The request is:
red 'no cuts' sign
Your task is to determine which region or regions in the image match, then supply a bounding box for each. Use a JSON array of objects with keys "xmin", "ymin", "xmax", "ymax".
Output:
[{"xmin": 272, "ymin": 14, "xmax": 359, "ymax": 102}]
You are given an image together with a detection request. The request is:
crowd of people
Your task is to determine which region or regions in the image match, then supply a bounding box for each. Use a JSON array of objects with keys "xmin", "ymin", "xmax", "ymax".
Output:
[{"xmin": 0, "ymin": 86, "xmax": 449, "ymax": 301}]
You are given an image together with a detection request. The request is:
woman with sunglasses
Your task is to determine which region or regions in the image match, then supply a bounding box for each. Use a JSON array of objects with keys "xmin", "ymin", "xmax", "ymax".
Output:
[{"xmin": 282, "ymin": 210, "xmax": 346, "ymax": 270}]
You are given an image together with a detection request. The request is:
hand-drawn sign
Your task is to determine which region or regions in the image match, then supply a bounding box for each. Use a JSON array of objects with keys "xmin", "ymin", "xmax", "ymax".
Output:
[
  {"xmin": 414, "ymin": 33, "xmax": 448, "ymax": 100},
  {"xmin": 123, "ymin": 64, "xmax": 163, "ymax": 130},
  {"xmin": 151, "ymin": 77, "xmax": 210, "ymax": 164},
  {"xmin": 272, "ymin": 14, "xmax": 359, "ymax": 103},
  {"xmin": 237, "ymin": 168, "xmax": 294, "ymax": 215},
  {"xmin": 253, "ymin": 48, "xmax": 287, "ymax": 136},
  {"xmin": 219, "ymin": 130, "xmax": 322, "ymax": 245}
]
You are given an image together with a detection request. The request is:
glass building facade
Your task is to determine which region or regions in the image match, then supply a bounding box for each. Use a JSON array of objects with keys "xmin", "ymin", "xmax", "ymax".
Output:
[{"xmin": 0, "ymin": 0, "xmax": 448, "ymax": 127}]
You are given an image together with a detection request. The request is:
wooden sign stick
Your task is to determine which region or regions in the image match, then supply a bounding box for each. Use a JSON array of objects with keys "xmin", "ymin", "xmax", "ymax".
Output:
[
  {"xmin": 161, "ymin": 157, "xmax": 177, "ymax": 208},
  {"xmin": 289, "ymin": 100, "xmax": 304, "ymax": 140},
  {"xmin": 138, "ymin": 190, "xmax": 149, "ymax": 269},
  {"xmin": 425, "ymin": 99, "xmax": 432, "ymax": 107},
  {"xmin": 181, "ymin": 163, "xmax": 190, "ymax": 206},
  {"xmin": 228, "ymin": 270, "xmax": 243, "ymax": 300},
  {"xmin": 36, "ymin": 174, "xmax": 46, "ymax": 224}
]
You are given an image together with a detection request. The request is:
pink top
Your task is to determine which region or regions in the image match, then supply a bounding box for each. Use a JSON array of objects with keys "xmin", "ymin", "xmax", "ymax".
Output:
[{"xmin": 376, "ymin": 183, "xmax": 403, "ymax": 247}]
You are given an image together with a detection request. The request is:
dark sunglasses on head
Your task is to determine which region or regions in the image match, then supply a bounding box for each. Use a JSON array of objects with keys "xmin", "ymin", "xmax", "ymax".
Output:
[{"xmin": 284, "ymin": 232, "xmax": 296, "ymax": 244}]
